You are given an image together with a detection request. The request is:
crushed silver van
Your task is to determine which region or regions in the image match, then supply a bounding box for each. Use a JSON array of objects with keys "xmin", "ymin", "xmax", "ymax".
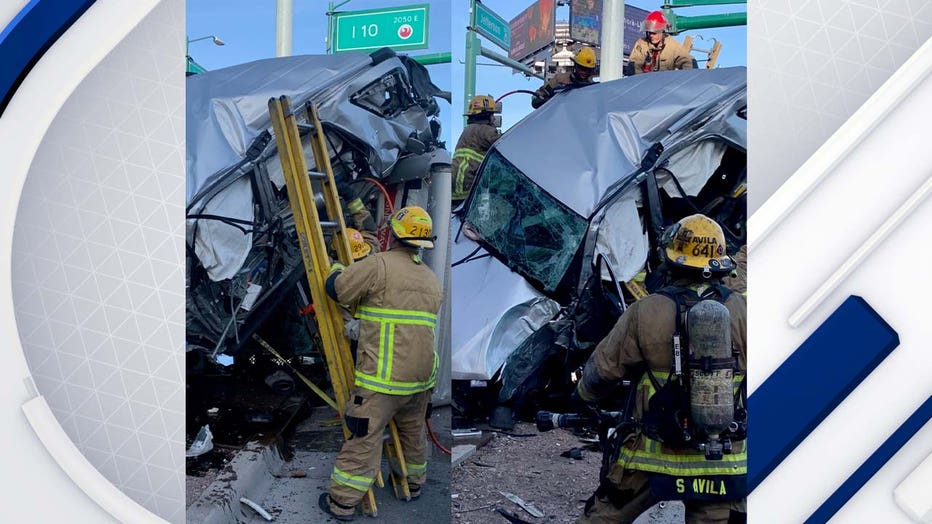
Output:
[{"xmin": 452, "ymin": 67, "xmax": 746, "ymax": 422}]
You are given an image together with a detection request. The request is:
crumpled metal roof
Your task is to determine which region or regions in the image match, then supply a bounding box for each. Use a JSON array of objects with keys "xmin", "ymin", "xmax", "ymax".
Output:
[
  {"xmin": 186, "ymin": 53, "xmax": 372, "ymax": 203},
  {"xmin": 492, "ymin": 66, "xmax": 747, "ymax": 217},
  {"xmin": 186, "ymin": 52, "xmax": 437, "ymax": 281}
]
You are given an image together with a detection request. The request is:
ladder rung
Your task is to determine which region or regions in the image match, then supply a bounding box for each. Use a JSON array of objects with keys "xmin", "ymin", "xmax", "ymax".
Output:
[
  {"xmin": 307, "ymin": 171, "xmax": 327, "ymax": 181},
  {"xmin": 320, "ymin": 221, "xmax": 340, "ymax": 229},
  {"xmin": 296, "ymin": 122, "xmax": 314, "ymax": 133}
]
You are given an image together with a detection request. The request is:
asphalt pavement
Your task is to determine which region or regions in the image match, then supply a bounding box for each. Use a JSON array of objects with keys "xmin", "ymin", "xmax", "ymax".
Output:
[{"xmin": 245, "ymin": 405, "xmax": 452, "ymax": 523}]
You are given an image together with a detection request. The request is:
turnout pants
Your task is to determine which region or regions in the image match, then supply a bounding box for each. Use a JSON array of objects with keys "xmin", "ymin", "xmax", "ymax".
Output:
[
  {"xmin": 327, "ymin": 388, "xmax": 431, "ymax": 514},
  {"xmin": 577, "ymin": 468, "xmax": 746, "ymax": 524}
]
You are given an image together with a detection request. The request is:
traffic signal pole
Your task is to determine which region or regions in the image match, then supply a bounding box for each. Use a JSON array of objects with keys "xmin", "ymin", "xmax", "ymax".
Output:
[
  {"xmin": 662, "ymin": 0, "xmax": 747, "ymax": 34},
  {"xmin": 465, "ymin": 0, "xmax": 544, "ymax": 125},
  {"xmin": 665, "ymin": 0, "xmax": 745, "ymax": 7},
  {"xmin": 669, "ymin": 12, "xmax": 747, "ymax": 32}
]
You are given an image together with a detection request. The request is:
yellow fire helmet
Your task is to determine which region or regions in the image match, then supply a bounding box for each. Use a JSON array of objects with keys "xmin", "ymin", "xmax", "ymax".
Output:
[
  {"xmin": 465, "ymin": 94, "xmax": 502, "ymax": 116},
  {"xmin": 339, "ymin": 227, "xmax": 371, "ymax": 261},
  {"xmin": 390, "ymin": 205, "xmax": 435, "ymax": 249},
  {"xmin": 661, "ymin": 214, "xmax": 736, "ymax": 277},
  {"xmin": 573, "ymin": 46, "xmax": 597, "ymax": 70}
]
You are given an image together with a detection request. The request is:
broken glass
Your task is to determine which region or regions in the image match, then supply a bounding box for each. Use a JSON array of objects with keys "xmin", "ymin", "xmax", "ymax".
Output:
[
  {"xmin": 350, "ymin": 68, "xmax": 415, "ymax": 118},
  {"xmin": 465, "ymin": 149, "xmax": 588, "ymax": 293}
]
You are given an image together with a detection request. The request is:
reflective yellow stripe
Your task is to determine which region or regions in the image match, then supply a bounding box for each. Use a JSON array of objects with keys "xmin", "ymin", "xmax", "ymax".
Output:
[
  {"xmin": 355, "ymin": 352, "xmax": 438, "ymax": 395},
  {"xmin": 453, "ymin": 148, "xmax": 485, "ymax": 163},
  {"xmin": 453, "ymin": 147, "xmax": 485, "ymax": 199},
  {"xmin": 356, "ymin": 305, "xmax": 437, "ymax": 327},
  {"xmin": 622, "ymin": 369, "xmax": 747, "ymax": 475},
  {"xmin": 331, "ymin": 467, "xmax": 374, "ymax": 492},
  {"xmin": 454, "ymin": 159, "xmax": 470, "ymax": 198},
  {"xmin": 406, "ymin": 462, "xmax": 427, "ymax": 475},
  {"xmin": 617, "ymin": 445, "xmax": 747, "ymax": 476},
  {"xmin": 385, "ymin": 323, "xmax": 395, "ymax": 379},
  {"xmin": 639, "ymin": 369, "xmax": 745, "ymax": 397},
  {"xmin": 357, "ymin": 306, "xmax": 436, "ymax": 393},
  {"xmin": 377, "ymin": 321, "xmax": 390, "ymax": 380}
]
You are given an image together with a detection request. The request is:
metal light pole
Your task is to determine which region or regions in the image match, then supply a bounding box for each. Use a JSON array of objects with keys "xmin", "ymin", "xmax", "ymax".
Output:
[
  {"xmin": 600, "ymin": 0, "xmax": 625, "ymax": 81},
  {"xmin": 276, "ymin": 0, "xmax": 293, "ymax": 57},
  {"xmin": 186, "ymin": 35, "xmax": 224, "ymax": 55}
]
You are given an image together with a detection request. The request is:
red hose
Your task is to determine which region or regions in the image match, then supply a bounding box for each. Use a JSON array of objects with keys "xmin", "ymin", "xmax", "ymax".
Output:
[
  {"xmin": 426, "ymin": 419, "xmax": 451, "ymax": 455},
  {"xmin": 361, "ymin": 177, "xmax": 394, "ymax": 214},
  {"xmin": 496, "ymin": 89, "xmax": 537, "ymax": 102}
]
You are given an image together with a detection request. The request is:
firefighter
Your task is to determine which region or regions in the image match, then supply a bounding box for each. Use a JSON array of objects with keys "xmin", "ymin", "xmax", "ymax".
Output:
[
  {"xmin": 338, "ymin": 181, "xmax": 380, "ymax": 254},
  {"xmin": 333, "ymin": 227, "xmax": 374, "ymax": 345},
  {"xmin": 628, "ymin": 11, "xmax": 694, "ymax": 74},
  {"xmin": 319, "ymin": 205, "xmax": 443, "ymax": 521},
  {"xmin": 452, "ymin": 95, "xmax": 502, "ymax": 204},
  {"xmin": 576, "ymin": 214, "xmax": 747, "ymax": 524},
  {"xmin": 531, "ymin": 46, "xmax": 597, "ymax": 109}
]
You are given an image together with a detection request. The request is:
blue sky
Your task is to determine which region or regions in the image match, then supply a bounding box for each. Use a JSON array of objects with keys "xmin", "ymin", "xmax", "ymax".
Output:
[
  {"xmin": 450, "ymin": 0, "xmax": 747, "ymax": 140},
  {"xmin": 187, "ymin": 0, "xmax": 454, "ymax": 145},
  {"xmin": 187, "ymin": 1, "xmax": 745, "ymax": 149}
]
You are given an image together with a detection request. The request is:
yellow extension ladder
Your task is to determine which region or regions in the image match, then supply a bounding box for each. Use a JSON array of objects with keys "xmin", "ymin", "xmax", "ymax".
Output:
[{"xmin": 267, "ymin": 96, "xmax": 413, "ymax": 516}]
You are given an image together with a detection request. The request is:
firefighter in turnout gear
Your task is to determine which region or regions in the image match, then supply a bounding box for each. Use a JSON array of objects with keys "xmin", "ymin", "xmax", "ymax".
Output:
[
  {"xmin": 576, "ymin": 214, "xmax": 747, "ymax": 524},
  {"xmin": 531, "ymin": 46, "xmax": 597, "ymax": 109},
  {"xmin": 628, "ymin": 11, "xmax": 694, "ymax": 74},
  {"xmin": 338, "ymin": 180, "xmax": 380, "ymax": 255},
  {"xmin": 321, "ymin": 205, "xmax": 443, "ymax": 520},
  {"xmin": 452, "ymin": 95, "xmax": 502, "ymax": 204}
]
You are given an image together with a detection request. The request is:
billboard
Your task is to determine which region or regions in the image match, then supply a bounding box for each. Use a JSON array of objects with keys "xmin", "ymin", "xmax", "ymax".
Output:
[
  {"xmin": 569, "ymin": 1, "xmax": 650, "ymax": 55},
  {"xmin": 508, "ymin": 0, "xmax": 555, "ymax": 61}
]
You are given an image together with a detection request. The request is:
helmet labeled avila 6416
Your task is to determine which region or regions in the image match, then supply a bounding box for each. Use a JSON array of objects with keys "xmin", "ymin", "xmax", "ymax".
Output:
[{"xmin": 661, "ymin": 214, "xmax": 736, "ymax": 277}]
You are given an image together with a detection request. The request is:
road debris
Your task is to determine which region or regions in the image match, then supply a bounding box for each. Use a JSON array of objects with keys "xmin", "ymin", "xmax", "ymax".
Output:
[
  {"xmin": 500, "ymin": 492, "xmax": 544, "ymax": 518},
  {"xmin": 241, "ymin": 497, "xmax": 274, "ymax": 521},
  {"xmin": 185, "ymin": 425, "xmax": 214, "ymax": 458}
]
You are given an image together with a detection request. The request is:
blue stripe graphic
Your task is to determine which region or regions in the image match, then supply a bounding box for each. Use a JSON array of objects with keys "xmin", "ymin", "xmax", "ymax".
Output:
[
  {"xmin": 748, "ymin": 296, "xmax": 899, "ymax": 490},
  {"xmin": 805, "ymin": 395, "xmax": 932, "ymax": 523},
  {"xmin": 0, "ymin": 0, "xmax": 97, "ymax": 115}
]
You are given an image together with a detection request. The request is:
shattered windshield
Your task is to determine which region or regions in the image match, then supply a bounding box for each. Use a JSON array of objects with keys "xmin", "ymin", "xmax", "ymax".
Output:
[{"xmin": 464, "ymin": 149, "xmax": 588, "ymax": 293}]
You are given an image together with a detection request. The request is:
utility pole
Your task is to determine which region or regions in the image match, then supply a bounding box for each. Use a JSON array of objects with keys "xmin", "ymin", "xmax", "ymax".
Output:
[
  {"xmin": 276, "ymin": 0, "xmax": 293, "ymax": 57},
  {"xmin": 600, "ymin": 0, "xmax": 625, "ymax": 81}
]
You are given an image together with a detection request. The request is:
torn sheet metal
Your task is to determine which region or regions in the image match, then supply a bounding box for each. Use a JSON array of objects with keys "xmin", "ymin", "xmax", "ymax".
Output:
[
  {"xmin": 451, "ymin": 221, "xmax": 559, "ymax": 381},
  {"xmin": 594, "ymin": 195, "xmax": 649, "ymax": 283}
]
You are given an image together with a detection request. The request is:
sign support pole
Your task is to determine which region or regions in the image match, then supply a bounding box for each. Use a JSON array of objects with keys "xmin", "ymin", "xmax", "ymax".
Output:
[{"xmin": 464, "ymin": 0, "xmax": 479, "ymax": 126}]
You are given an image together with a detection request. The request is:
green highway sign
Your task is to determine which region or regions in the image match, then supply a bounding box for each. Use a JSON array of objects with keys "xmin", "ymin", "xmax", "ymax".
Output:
[
  {"xmin": 474, "ymin": 2, "xmax": 510, "ymax": 52},
  {"xmin": 332, "ymin": 4, "xmax": 430, "ymax": 54}
]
